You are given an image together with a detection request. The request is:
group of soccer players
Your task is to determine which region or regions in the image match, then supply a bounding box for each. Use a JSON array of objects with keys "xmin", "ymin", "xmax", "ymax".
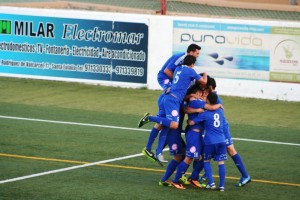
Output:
[{"xmin": 138, "ymin": 44, "xmax": 251, "ymax": 191}]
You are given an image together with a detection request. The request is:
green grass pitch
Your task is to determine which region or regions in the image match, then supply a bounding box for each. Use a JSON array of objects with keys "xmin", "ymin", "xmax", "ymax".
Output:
[{"xmin": 0, "ymin": 77, "xmax": 299, "ymax": 200}]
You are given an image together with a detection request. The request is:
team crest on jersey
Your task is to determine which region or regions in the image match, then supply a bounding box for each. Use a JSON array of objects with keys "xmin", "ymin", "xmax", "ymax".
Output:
[
  {"xmin": 164, "ymin": 79, "xmax": 170, "ymax": 84},
  {"xmin": 171, "ymin": 144, "xmax": 178, "ymax": 150},
  {"xmin": 190, "ymin": 146, "xmax": 196, "ymax": 153},
  {"xmin": 171, "ymin": 110, "xmax": 178, "ymax": 117},
  {"xmin": 225, "ymin": 139, "xmax": 229, "ymax": 145}
]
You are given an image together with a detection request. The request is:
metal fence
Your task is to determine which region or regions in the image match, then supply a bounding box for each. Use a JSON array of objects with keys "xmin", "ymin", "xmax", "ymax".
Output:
[{"xmin": 0, "ymin": 0, "xmax": 299, "ymax": 21}]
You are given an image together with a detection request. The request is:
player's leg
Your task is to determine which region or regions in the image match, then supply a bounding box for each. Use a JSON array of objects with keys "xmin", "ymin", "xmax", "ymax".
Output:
[
  {"xmin": 203, "ymin": 144, "xmax": 216, "ymax": 189},
  {"xmin": 214, "ymin": 142, "xmax": 227, "ymax": 191},
  {"xmin": 225, "ymin": 125, "xmax": 251, "ymax": 186},
  {"xmin": 145, "ymin": 125, "xmax": 161, "ymax": 151},
  {"xmin": 145, "ymin": 93, "xmax": 165, "ymax": 152},
  {"xmin": 190, "ymin": 159, "xmax": 204, "ymax": 180},
  {"xmin": 177, "ymin": 130, "xmax": 204, "ymax": 188},
  {"xmin": 203, "ymin": 161, "xmax": 216, "ymax": 189},
  {"xmin": 228, "ymin": 145, "xmax": 250, "ymax": 179},
  {"xmin": 172, "ymin": 130, "xmax": 199, "ymax": 186},
  {"xmin": 142, "ymin": 97, "xmax": 165, "ymax": 162},
  {"xmin": 155, "ymin": 95, "xmax": 180, "ymax": 129},
  {"xmin": 218, "ymin": 161, "xmax": 226, "ymax": 192},
  {"xmin": 171, "ymin": 157, "xmax": 192, "ymax": 189},
  {"xmin": 153, "ymin": 94, "xmax": 168, "ymax": 162},
  {"xmin": 160, "ymin": 129, "xmax": 184, "ymax": 188},
  {"xmin": 156, "ymin": 129, "xmax": 168, "ymax": 163},
  {"xmin": 189, "ymin": 132, "xmax": 205, "ymax": 182}
]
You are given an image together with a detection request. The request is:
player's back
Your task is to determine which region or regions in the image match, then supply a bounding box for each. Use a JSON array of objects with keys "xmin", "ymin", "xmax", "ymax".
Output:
[
  {"xmin": 202, "ymin": 108, "xmax": 225, "ymax": 145},
  {"xmin": 187, "ymin": 99, "xmax": 205, "ymax": 130},
  {"xmin": 169, "ymin": 66, "xmax": 200, "ymax": 102},
  {"xmin": 214, "ymin": 91, "xmax": 230, "ymax": 131}
]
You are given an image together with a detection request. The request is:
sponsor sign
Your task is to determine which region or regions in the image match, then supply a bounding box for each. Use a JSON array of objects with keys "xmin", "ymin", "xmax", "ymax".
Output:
[
  {"xmin": 0, "ymin": 13, "xmax": 148, "ymax": 84},
  {"xmin": 173, "ymin": 20, "xmax": 300, "ymax": 83}
]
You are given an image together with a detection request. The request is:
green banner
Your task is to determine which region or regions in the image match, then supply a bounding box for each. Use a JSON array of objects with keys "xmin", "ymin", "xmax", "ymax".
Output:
[
  {"xmin": 272, "ymin": 27, "xmax": 300, "ymax": 36},
  {"xmin": 270, "ymin": 72, "xmax": 300, "ymax": 83}
]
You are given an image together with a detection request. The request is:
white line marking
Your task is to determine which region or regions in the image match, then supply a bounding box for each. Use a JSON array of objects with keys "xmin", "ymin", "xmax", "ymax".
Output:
[
  {"xmin": 0, "ymin": 153, "xmax": 143, "ymax": 184},
  {"xmin": 0, "ymin": 115, "xmax": 299, "ymax": 184},
  {"xmin": 232, "ymin": 138, "xmax": 300, "ymax": 146},
  {"xmin": 0, "ymin": 115, "xmax": 148, "ymax": 132},
  {"xmin": 0, "ymin": 115, "xmax": 299, "ymax": 146}
]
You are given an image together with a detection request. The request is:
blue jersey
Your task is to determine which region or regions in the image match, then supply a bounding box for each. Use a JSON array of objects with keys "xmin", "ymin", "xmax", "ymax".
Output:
[
  {"xmin": 157, "ymin": 52, "xmax": 186, "ymax": 80},
  {"xmin": 187, "ymin": 99, "xmax": 206, "ymax": 131},
  {"xmin": 215, "ymin": 91, "xmax": 232, "ymax": 145},
  {"xmin": 169, "ymin": 66, "xmax": 201, "ymax": 102},
  {"xmin": 215, "ymin": 92, "xmax": 228, "ymax": 126},
  {"xmin": 194, "ymin": 108, "xmax": 225, "ymax": 145},
  {"xmin": 157, "ymin": 52, "xmax": 186, "ymax": 89}
]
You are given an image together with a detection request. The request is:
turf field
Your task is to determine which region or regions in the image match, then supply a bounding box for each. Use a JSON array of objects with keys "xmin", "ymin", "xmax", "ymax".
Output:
[{"xmin": 0, "ymin": 77, "xmax": 299, "ymax": 200}]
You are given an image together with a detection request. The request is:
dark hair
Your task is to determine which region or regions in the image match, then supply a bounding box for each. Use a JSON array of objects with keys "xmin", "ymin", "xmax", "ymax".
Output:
[
  {"xmin": 210, "ymin": 78, "xmax": 216, "ymax": 89},
  {"xmin": 205, "ymin": 76, "xmax": 216, "ymax": 90},
  {"xmin": 207, "ymin": 92, "xmax": 218, "ymax": 105},
  {"xmin": 183, "ymin": 55, "xmax": 196, "ymax": 66},
  {"xmin": 187, "ymin": 44, "xmax": 201, "ymax": 52},
  {"xmin": 186, "ymin": 84, "xmax": 202, "ymax": 95}
]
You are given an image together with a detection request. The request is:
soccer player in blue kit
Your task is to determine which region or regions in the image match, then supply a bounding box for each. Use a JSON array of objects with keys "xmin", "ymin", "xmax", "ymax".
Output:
[
  {"xmin": 170, "ymin": 84, "xmax": 223, "ymax": 189},
  {"xmin": 201, "ymin": 78, "xmax": 251, "ymax": 187},
  {"xmin": 188, "ymin": 92, "xmax": 227, "ymax": 191},
  {"xmin": 138, "ymin": 55, "xmax": 207, "ymax": 188},
  {"xmin": 142, "ymin": 44, "xmax": 201, "ymax": 164}
]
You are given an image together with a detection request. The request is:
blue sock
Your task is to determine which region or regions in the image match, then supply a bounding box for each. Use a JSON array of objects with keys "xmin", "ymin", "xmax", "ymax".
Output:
[
  {"xmin": 161, "ymin": 159, "xmax": 180, "ymax": 182},
  {"xmin": 146, "ymin": 127, "xmax": 160, "ymax": 151},
  {"xmin": 190, "ymin": 160, "xmax": 204, "ymax": 180},
  {"xmin": 173, "ymin": 161, "xmax": 190, "ymax": 182},
  {"xmin": 204, "ymin": 162, "xmax": 214, "ymax": 185},
  {"xmin": 232, "ymin": 154, "xmax": 249, "ymax": 178},
  {"xmin": 149, "ymin": 116, "xmax": 171, "ymax": 127},
  {"xmin": 218, "ymin": 164, "xmax": 226, "ymax": 188},
  {"xmin": 156, "ymin": 128, "xmax": 168, "ymax": 155}
]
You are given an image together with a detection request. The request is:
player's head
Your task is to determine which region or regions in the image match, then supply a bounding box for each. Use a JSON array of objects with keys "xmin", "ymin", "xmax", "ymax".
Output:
[
  {"xmin": 187, "ymin": 44, "xmax": 201, "ymax": 58},
  {"xmin": 204, "ymin": 75, "xmax": 216, "ymax": 91},
  {"xmin": 207, "ymin": 92, "xmax": 218, "ymax": 105},
  {"xmin": 210, "ymin": 77, "xmax": 216, "ymax": 90},
  {"xmin": 183, "ymin": 55, "xmax": 196, "ymax": 67},
  {"xmin": 186, "ymin": 84, "xmax": 203, "ymax": 100},
  {"xmin": 187, "ymin": 84, "xmax": 203, "ymax": 96},
  {"xmin": 202, "ymin": 87, "xmax": 210, "ymax": 99}
]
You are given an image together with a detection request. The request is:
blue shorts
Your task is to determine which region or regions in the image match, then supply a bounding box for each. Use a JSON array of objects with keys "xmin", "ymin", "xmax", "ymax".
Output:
[
  {"xmin": 157, "ymin": 77, "xmax": 172, "ymax": 91},
  {"xmin": 185, "ymin": 130, "xmax": 204, "ymax": 159},
  {"xmin": 159, "ymin": 94, "xmax": 180, "ymax": 123},
  {"xmin": 167, "ymin": 128, "xmax": 185, "ymax": 156},
  {"xmin": 203, "ymin": 142, "xmax": 228, "ymax": 161},
  {"xmin": 156, "ymin": 93, "xmax": 166, "ymax": 118},
  {"xmin": 224, "ymin": 123, "xmax": 233, "ymax": 146}
]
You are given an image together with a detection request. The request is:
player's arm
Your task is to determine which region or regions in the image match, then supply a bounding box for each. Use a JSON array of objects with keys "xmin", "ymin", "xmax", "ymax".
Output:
[
  {"xmin": 184, "ymin": 107, "xmax": 204, "ymax": 114},
  {"xmin": 204, "ymin": 103, "xmax": 224, "ymax": 110},
  {"xmin": 187, "ymin": 119, "xmax": 195, "ymax": 126},
  {"xmin": 164, "ymin": 56, "xmax": 179, "ymax": 78},
  {"xmin": 164, "ymin": 68, "xmax": 173, "ymax": 78},
  {"xmin": 196, "ymin": 72, "xmax": 207, "ymax": 87},
  {"xmin": 187, "ymin": 112, "xmax": 205, "ymax": 125}
]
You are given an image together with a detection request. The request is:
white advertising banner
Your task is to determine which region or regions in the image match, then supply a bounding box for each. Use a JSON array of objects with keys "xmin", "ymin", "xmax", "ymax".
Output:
[{"xmin": 173, "ymin": 20, "xmax": 300, "ymax": 83}]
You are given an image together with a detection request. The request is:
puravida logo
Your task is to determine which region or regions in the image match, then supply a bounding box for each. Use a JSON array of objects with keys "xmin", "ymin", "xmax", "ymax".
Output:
[
  {"xmin": 0, "ymin": 20, "xmax": 11, "ymax": 34},
  {"xmin": 207, "ymin": 52, "xmax": 234, "ymax": 65}
]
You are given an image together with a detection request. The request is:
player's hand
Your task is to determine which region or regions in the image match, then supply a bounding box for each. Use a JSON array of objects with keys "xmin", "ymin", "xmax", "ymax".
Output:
[
  {"xmin": 217, "ymin": 104, "xmax": 224, "ymax": 110},
  {"xmin": 187, "ymin": 120, "xmax": 195, "ymax": 126}
]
